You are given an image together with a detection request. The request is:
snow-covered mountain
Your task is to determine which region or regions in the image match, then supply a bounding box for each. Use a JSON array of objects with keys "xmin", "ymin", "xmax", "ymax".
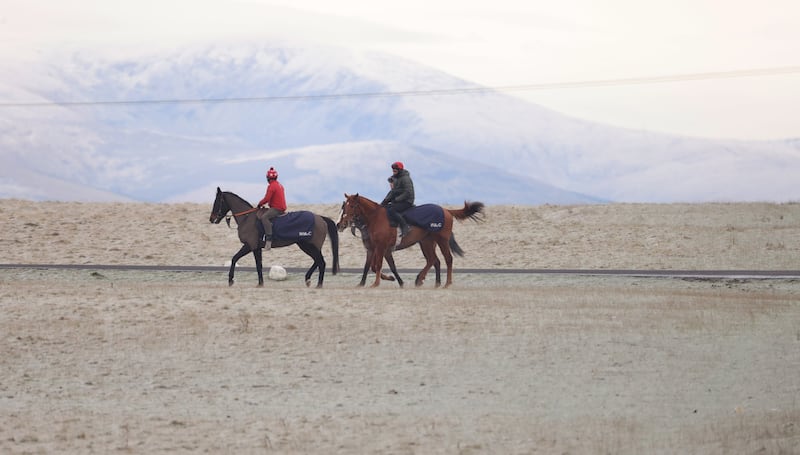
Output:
[{"xmin": 2, "ymin": 42, "xmax": 798, "ymax": 204}]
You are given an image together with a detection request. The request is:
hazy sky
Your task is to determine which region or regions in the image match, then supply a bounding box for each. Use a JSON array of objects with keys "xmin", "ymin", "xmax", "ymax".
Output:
[{"xmin": 2, "ymin": 0, "xmax": 798, "ymax": 140}]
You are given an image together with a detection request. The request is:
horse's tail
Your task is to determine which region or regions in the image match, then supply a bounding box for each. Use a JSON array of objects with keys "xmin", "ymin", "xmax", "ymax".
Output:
[
  {"xmin": 323, "ymin": 216, "xmax": 340, "ymax": 275},
  {"xmin": 449, "ymin": 233, "xmax": 465, "ymax": 258},
  {"xmin": 448, "ymin": 201, "xmax": 485, "ymax": 223}
]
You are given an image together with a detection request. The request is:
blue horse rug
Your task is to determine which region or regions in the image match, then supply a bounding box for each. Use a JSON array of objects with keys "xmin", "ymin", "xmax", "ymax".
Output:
[
  {"xmin": 402, "ymin": 204, "xmax": 445, "ymax": 232},
  {"xmin": 272, "ymin": 211, "xmax": 316, "ymax": 241}
]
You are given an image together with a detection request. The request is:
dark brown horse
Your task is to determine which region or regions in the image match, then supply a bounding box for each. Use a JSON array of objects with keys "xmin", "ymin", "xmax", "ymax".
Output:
[
  {"xmin": 210, "ymin": 188, "xmax": 339, "ymax": 287},
  {"xmin": 337, "ymin": 194, "xmax": 484, "ymax": 288}
]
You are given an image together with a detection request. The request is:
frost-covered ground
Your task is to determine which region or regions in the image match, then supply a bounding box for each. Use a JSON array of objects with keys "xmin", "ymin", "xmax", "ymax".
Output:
[{"xmin": 1, "ymin": 201, "xmax": 798, "ymax": 453}]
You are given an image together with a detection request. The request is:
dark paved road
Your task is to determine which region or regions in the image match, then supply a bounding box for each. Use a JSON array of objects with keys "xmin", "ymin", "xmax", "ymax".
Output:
[{"xmin": 2, "ymin": 263, "xmax": 799, "ymax": 278}]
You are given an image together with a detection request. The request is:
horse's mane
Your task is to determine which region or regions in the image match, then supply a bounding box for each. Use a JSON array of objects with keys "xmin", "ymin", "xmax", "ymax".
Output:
[
  {"xmin": 224, "ymin": 191, "xmax": 253, "ymax": 208},
  {"xmin": 354, "ymin": 194, "xmax": 379, "ymax": 209}
]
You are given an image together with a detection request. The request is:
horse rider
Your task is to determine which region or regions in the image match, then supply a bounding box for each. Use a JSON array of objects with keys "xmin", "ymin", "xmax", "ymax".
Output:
[
  {"xmin": 380, "ymin": 161, "xmax": 414, "ymax": 237},
  {"xmin": 256, "ymin": 166, "xmax": 286, "ymax": 249}
]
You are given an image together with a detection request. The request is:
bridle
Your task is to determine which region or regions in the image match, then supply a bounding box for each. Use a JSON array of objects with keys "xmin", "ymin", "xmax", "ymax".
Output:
[
  {"xmin": 341, "ymin": 197, "xmax": 374, "ymax": 240},
  {"xmin": 339, "ymin": 197, "xmax": 362, "ymax": 231},
  {"xmin": 213, "ymin": 195, "xmax": 260, "ymax": 228},
  {"xmin": 221, "ymin": 207, "xmax": 259, "ymax": 228}
]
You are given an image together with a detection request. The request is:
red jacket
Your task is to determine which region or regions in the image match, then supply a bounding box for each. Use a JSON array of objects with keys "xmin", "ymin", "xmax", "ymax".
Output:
[{"xmin": 258, "ymin": 180, "xmax": 287, "ymax": 211}]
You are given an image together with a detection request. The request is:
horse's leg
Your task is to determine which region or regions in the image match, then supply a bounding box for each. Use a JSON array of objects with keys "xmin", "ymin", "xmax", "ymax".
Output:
[
  {"xmin": 380, "ymin": 272, "xmax": 395, "ymax": 281},
  {"xmin": 434, "ymin": 256, "xmax": 442, "ymax": 287},
  {"xmin": 314, "ymin": 247, "xmax": 326, "ymax": 288},
  {"xmin": 369, "ymin": 248, "xmax": 386, "ymax": 287},
  {"xmin": 417, "ymin": 243, "xmax": 442, "ymax": 287},
  {"xmin": 437, "ymin": 236, "xmax": 455, "ymax": 288},
  {"xmin": 298, "ymin": 242, "xmax": 326, "ymax": 288},
  {"xmin": 229, "ymin": 244, "xmax": 252, "ymax": 286},
  {"xmin": 384, "ymin": 252, "xmax": 404, "ymax": 287},
  {"xmin": 358, "ymin": 247, "xmax": 394, "ymax": 285},
  {"xmin": 359, "ymin": 248, "xmax": 371, "ymax": 287},
  {"xmin": 301, "ymin": 245, "xmax": 320, "ymax": 287},
  {"xmin": 415, "ymin": 240, "xmax": 437, "ymax": 287},
  {"xmin": 431, "ymin": 249, "xmax": 442, "ymax": 288},
  {"xmin": 253, "ymin": 246, "xmax": 264, "ymax": 287}
]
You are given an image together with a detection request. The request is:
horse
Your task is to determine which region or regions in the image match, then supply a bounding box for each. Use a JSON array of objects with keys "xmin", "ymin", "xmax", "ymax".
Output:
[
  {"xmin": 347, "ymin": 216, "xmax": 404, "ymax": 286},
  {"xmin": 342, "ymin": 211, "xmax": 463, "ymax": 287},
  {"xmin": 209, "ymin": 188, "xmax": 339, "ymax": 287},
  {"xmin": 337, "ymin": 193, "xmax": 484, "ymax": 288},
  {"xmin": 342, "ymin": 214, "xmax": 462, "ymax": 287}
]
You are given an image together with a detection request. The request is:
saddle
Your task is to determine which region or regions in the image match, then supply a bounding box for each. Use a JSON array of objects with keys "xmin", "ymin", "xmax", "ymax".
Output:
[
  {"xmin": 269, "ymin": 211, "xmax": 316, "ymax": 241},
  {"xmin": 398, "ymin": 204, "xmax": 445, "ymax": 232}
]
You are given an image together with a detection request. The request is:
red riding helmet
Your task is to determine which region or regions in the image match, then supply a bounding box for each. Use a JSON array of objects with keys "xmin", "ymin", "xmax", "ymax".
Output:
[
  {"xmin": 391, "ymin": 161, "xmax": 404, "ymax": 170},
  {"xmin": 266, "ymin": 167, "xmax": 278, "ymax": 180}
]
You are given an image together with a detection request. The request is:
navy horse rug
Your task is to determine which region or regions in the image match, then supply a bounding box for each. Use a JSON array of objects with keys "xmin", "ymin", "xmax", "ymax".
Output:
[
  {"xmin": 403, "ymin": 204, "xmax": 445, "ymax": 232},
  {"xmin": 272, "ymin": 211, "xmax": 316, "ymax": 241}
]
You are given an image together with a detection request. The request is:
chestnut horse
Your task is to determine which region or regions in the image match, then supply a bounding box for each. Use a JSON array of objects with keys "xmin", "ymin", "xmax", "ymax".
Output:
[
  {"xmin": 346, "ymin": 216, "xmax": 405, "ymax": 286},
  {"xmin": 210, "ymin": 188, "xmax": 339, "ymax": 287},
  {"xmin": 337, "ymin": 193, "xmax": 484, "ymax": 287},
  {"xmin": 342, "ymin": 212, "xmax": 452, "ymax": 287}
]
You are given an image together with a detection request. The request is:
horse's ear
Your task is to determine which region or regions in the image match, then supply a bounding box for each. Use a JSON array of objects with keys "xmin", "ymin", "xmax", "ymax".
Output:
[{"xmin": 217, "ymin": 187, "xmax": 221, "ymax": 193}]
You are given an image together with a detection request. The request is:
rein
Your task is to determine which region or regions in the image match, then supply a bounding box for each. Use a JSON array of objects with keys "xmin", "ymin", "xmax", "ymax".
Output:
[
  {"xmin": 233, "ymin": 207, "xmax": 259, "ymax": 217},
  {"xmin": 349, "ymin": 216, "xmax": 367, "ymax": 239},
  {"xmin": 223, "ymin": 207, "xmax": 260, "ymax": 228}
]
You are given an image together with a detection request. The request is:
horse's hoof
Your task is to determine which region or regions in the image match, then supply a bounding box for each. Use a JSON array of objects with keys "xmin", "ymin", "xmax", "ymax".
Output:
[
  {"xmin": 305, "ymin": 280, "xmax": 311, "ymax": 287},
  {"xmin": 257, "ymin": 283, "xmax": 264, "ymax": 288},
  {"xmin": 228, "ymin": 280, "xmax": 234, "ymax": 287}
]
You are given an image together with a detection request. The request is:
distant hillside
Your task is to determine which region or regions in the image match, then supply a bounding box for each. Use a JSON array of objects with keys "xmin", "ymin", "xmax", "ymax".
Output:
[{"xmin": 1, "ymin": 42, "xmax": 798, "ymax": 203}]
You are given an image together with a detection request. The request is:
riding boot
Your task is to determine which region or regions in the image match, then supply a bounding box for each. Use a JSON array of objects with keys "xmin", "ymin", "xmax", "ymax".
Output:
[
  {"xmin": 256, "ymin": 219, "xmax": 267, "ymax": 249},
  {"xmin": 263, "ymin": 220, "xmax": 273, "ymax": 251},
  {"xmin": 387, "ymin": 210, "xmax": 405, "ymax": 237},
  {"xmin": 397, "ymin": 214, "xmax": 410, "ymax": 237}
]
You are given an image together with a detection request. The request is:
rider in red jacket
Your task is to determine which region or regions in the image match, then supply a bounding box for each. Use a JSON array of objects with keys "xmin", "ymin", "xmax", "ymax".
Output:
[{"xmin": 257, "ymin": 167, "xmax": 286, "ymax": 249}]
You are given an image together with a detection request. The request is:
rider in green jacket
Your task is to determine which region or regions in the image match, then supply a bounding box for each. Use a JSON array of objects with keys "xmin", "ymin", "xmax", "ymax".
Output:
[{"xmin": 380, "ymin": 161, "xmax": 414, "ymax": 237}]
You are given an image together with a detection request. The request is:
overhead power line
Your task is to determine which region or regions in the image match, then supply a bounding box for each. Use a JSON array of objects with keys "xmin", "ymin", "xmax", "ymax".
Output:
[{"xmin": 2, "ymin": 65, "xmax": 799, "ymax": 108}]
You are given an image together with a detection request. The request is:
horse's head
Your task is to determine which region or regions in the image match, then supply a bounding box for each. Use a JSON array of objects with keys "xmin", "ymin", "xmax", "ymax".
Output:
[
  {"xmin": 210, "ymin": 187, "xmax": 231, "ymax": 224},
  {"xmin": 336, "ymin": 193, "xmax": 362, "ymax": 232}
]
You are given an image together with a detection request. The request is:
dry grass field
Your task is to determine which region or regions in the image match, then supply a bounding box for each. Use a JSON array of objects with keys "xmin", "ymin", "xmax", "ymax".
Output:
[{"xmin": 1, "ymin": 199, "xmax": 799, "ymax": 453}]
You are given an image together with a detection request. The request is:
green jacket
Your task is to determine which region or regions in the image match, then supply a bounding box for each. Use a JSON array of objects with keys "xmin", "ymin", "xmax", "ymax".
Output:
[{"xmin": 381, "ymin": 169, "xmax": 415, "ymax": 205}]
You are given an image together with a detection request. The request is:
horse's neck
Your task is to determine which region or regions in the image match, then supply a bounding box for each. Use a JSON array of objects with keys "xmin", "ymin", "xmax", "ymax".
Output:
[
  {"xmin": 353, "ymin": 219, "xmax": 369, "ymax": 236},
  {"xmin": 225, "ymin": 193, "xmax": 253, "ymax": 215},
  {"xmin": 357, "ymin": 196, "xmax": 386, "ymax": 224}
]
